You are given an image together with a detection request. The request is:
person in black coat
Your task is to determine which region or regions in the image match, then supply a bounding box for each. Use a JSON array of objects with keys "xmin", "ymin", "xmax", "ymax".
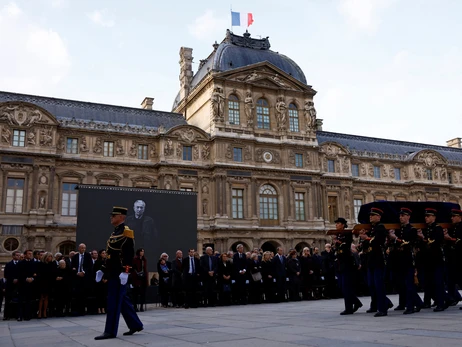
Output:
[
  {"xmin": 3, "ymin": 251, "xmax": 21, "ymax": 320},
  {"xmin": 54, "ymin": 259, "xmax": 71, "ymax": 317},
  {"xmin": 183, "ymin": 249, "xmax": 201, "ymax": 309},
  {"xmin": 200, "ymin": 247, "xmax": 217, "ymax": 307},
  {"xmin": 71, "ymin": 244, "xmax": 92, "ymax": 316},
  {"xmin": 299, "ymin": 248, "xmax": 314, "ymax": 300},
  {"xmin": 171, "ymin": 250, "xmax": 184, "ymax": 308},
  {"xmin": 37, "ymin": 252, "xmax": 55, "ymax": 318},
  {"xmin": 261, "ymin": 251, "xmax": 275, "ymax": 303},
  {"xmin": 217, "ymin": 253, "xmax": 233, "ymax": 306},
  {"xmin": 94, "ymin": 250, "xmax": 108, "ymax": 314},
  {"xmin": 157, "ymin": 255, "xmax": 172, "ymax": 308},
  {"xmin": 232, "ymin": 244, "xmax": 248, "ymax": 305},
  {"xmin": 272, "ymin": 247, "xmax": 287, "ymax": 302},
  {"xmin": 287, "ymin": 250, "xmax": 302, "ymax": 301},
  {"xmin": 321, "ymin": 244, "xmax": 337, "ymax": 298},
  {"xmin": 18, "ymin": 250, "xmax": 37, "ymax": 321},
  {"xmin": 248, "ymin": 253, "xmax": 262, "ymax": 304}
]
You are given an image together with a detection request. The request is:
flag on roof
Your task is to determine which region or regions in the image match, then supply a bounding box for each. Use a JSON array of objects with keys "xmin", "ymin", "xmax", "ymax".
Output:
[{"xmin": 231, "ymin": 11, "xmax": 254, "ymax": 27}]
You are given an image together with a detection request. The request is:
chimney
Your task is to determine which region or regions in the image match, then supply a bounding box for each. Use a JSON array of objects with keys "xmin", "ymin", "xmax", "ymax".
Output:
[
  {"xmin": 316, "ymin": 119, "xmax": 323, "ymax": 131},
  {"xmin": 447, "ymin": 137, "xmax": 462, "ymax": 148},
  {"xmin": 141, "ymin": 97, "xmax": 154, "ymax": 110},
  {"xmin": 179, "ymin": 47, "xmax": 193, "ymax": 101}
]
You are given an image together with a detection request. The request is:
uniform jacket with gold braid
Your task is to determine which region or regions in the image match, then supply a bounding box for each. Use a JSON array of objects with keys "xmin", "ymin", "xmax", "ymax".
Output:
[
  {"xmin": 102, "ymin": 223, "xmax": 135, "ymax": 279},
  {"xmin": 387, "ymin": 223, "xmax": 417, "ymax": 270},
  {"xmin": 361, "ymin": 223, "xmax": 387, "ymax": 269},
  {"xmin": 445, "ymin": 222, "xmax": 462, "ymax": 264},
  {"xmin": 335, "ymin": 231, "xmax": 355, "ymax": 272},
  {"xmin": 422, "ymin": 222, "xmax": 444, "ymax": 267}
]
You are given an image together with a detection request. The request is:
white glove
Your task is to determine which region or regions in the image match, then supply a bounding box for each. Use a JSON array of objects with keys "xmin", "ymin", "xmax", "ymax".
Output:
[
  {"xmin": 119, "ymin": 272, "xmax": 129, "ymax": 285},
  {"xmin": 95, "ymin": 270, "xmax": 103, "ymax": 283}
]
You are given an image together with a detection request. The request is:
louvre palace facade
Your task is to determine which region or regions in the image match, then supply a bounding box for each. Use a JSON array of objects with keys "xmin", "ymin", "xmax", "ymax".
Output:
[{"xmin": 1, "ymin": 30, "xmax": 462, "ymax": 265}]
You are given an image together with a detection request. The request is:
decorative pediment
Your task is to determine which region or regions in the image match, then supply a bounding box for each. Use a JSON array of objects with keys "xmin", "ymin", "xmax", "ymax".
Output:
[
  {"xmin": 319, "ymin": 142, "xmax": 349, "ymax": 157},
  {"xmin": 95, "ymin": 173, "xmax": 122, "ymax": 185},
  {"xmin": 167, "ymin": 125, "xmax": 209, "ymax": 143},
  {"xmin": 57, "ymin": 170, "xmax": 85, "ymax": 180},
  {"xmin": 131, "ymin": 175, "xmax": 156, "ymax": 184},
  {"xmin": 0, "ymin": 102, "xmax": 59, "ymax": 127},
  {"xmin": 411, "ymin": 150, "xmax": 447, "ymax": 167}
]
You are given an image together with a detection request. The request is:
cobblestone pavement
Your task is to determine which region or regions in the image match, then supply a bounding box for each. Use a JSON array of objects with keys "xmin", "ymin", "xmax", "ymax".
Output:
[{"xmin": 1, "ymin": 294, "xmax": 462, "ymax": 347}]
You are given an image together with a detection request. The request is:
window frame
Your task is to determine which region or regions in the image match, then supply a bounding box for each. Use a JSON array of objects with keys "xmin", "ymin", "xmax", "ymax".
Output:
[
  {"xmin": 232, "ymin": 188, "xmax": 244, "ymax": 219},
  {"xmin": 66, "ymin": 138, "xmax": 79, "ymax": 154},
  {"xmin": 353, "ymin": 198, "xmax": 363, "ymax": 223},
  {"xmin": 295, "ymin": 153, "xmax": 303, "ymax": 168},
  {"xmin": 233, "ymin": 147, "xmax": 243, "ymax": 162},
  {"xmin": 138, "ymin": 144, "xmax": 149, "ymax": 160},
  {"xmin": 12, "ymin": 130, "xmax": 26, "ymax": 147},
  {"xmin": 259, "ymin": 184, "xmax": 278, "ymax": 222},
  {"xmin": 228, "ymin": 94, "xmax": 240, "ymax": 125},
  {"xmin": 182, "ymin": 145, "xmax": 193, "ymax": 161},
  {"xmin": 61, "ymin": 182, "xmax": 78, "ymax": 216},
  {"xmin": 351, "ymin": 164, "xmax": 359, "ymax": 177},
  {"xmin": 295, "ymin": 192, "xmax": 306, "ymax": 221},
  {"xmin": 103, "ymin": 141, "xmax": 114, "ymax": 157},
  {"xmin": 256, "ymin": 99, "xmax": 270, "ymax": 129},
  {"xmin": 327, "ymin": 160, "xmax": 335, "ymax": 173},
  {"xmin": 373, "ymin": 166, "xmax": 381, "ymax": 178},
  {"xmin": 288, "ymin": 103, "xmax": 299, "ymax": 132},
  {"xmin": 5, "ymin": 178, "xmax": 25, "ymax": 213},
  {"xmin": 394, "ymin": 168, "xmax": 401, "ymax": 180}
]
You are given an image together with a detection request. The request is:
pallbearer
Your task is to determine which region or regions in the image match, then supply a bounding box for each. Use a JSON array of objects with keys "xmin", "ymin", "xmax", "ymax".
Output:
[
  {"xmin": 359, "ymin": 208, "xmax": 390, "ymax": 317},
  {"xmin": 388, "ymin": 208, "xmax": 423, "ymax": 314},
  {"xmin": 443, "ymin": 209, "xmax": 462, "ymax": 308},
  {"xmin": 333, "ymin": 218, "xmax": 363, "ymax": 315},
  {"xmin": 417, "ymin": 208, "xmax": 446, "ymax": 312},
  {"xmin": 94, "ymin": 207, "xmax": 144, "ymax": 340}
]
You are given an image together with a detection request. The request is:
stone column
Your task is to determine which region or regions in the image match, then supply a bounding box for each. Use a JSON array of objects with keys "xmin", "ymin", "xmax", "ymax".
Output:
[
  {"xmin": 222, "ymin": 177, "xmax": 227, "ymax": 216},
  {"xmin": 251, "ymin": 178, "xmax": 257, "ymax": 217},
  {"xmin": 24, "ymin": 170, "xmax": 31, "ymax": 212},
  {"xmin": 216, "ymin": 176, "xmax": 222, "ymax": 215},
  {"xmin": 48, "ymin": 166, "xmax": 55, "ymax": 210},
  {"xmin": 0, "ymin": 167, "xmax": 6, "ymax": 211},
  {"xmin": 31, "ymin": 165, "xmax": 39, "ymax": 209}
]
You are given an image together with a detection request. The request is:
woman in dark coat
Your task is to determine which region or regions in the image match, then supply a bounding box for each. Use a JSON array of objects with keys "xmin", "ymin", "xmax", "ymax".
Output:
[
  {"xmin": 287, "ymin": 250, "xmax": 302, "ymax": 301},
  {"xmin": 37, "ymin": 252, "xmax": 54, "ymax": 318},
  {"xmin": 157, "ymin": 256, "xmax": 172, "ymax": 308},
  {"xmin": 300, "ymin": 247, "xmax": 314, "ymax": 300},
  {"xmin": 217, "ymin": 253, "xmax": 233, "ymax": 306},
  {"xmin": 260, "ymin": 251, "xmax": 275, "ymax": 303},
  {"xmin": 131, "ymin": 248, "xmax": 148, "ymax": 312},
  {"xmin": 54, "ymin": 259, "xmax": 71, "ymax": 317},
  {"xmin": 248, "ymin": 253, "xmax": 262, "ymax": 304},
  {"xmin": 94, "ymin": 249, "xmax": 108, "ymax": 314}
]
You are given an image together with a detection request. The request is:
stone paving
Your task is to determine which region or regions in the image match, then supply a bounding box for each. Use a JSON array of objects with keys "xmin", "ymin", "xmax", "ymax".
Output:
[{"xmin": 1, "ymin": 294, "xmax": 462, "ymax": 347}]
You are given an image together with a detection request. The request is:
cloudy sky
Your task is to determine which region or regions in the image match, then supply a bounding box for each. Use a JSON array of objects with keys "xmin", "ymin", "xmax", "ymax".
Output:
[{"xmin": 0, "ymin": 0, "xmax": 461, "ymax": 146}]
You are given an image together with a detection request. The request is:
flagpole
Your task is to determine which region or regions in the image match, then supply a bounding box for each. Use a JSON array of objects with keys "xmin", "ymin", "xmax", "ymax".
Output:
[{"xmin": 230, "ymin": 5, "xmax": 232, "ymax": 30}]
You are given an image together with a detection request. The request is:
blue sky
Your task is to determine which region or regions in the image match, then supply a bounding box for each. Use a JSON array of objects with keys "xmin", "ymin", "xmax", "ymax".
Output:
[{"xmin": 0, "ymin": 0, "xmax": 461, "ymax": 146}]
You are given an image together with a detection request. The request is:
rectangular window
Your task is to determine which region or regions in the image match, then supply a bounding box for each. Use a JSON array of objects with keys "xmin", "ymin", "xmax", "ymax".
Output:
[
  {"xmin": 327, "ymin": 196, "xmax": 338, "ymax": 223},
  {"xmin": 295, "ymin": 153, "xmax": 303, "ymax": 168},
  {"xmin": 228, "ymin": 98, "xmax": 240, "ymax": 125},
  {"xmin": 6, "ymin": 178, "xmax": 25, "ymax": 213},
  {"xmin": 288, "ymin": 108, "xmax": 299, "ymax": 132},
  {"xmin": 138, "ymin": 144, "xmax": 148, "ymax": 160},
  {"xmin": 103, "ymin": 141, "xmax": 114, "ymax": 157},
  {"xmin": 233, "ymin": 147, "xmax": 243, "ymax": 162},
  {"xmin": 61, "ymin": 183, "xmax": 78, "ymax": 216},
  {"xmin": 448, "ymin": 172, "xmax": 453, "ymax": 184},
  {"xmin": 1, "ymin": 225, "xmax": 22, "ymax": 235},
  {"xmin": 373, "ymin": 166, "xmax": 381, "ymax": 178},
  {"xmin": 12, "ymin": 130, "xmax": 26, "ymax": 147},
  {"xmin": 426, "ymin": 168, "xmax": 433, "ymax": 180},
  {"xmin": 66, "ymin": 138, "xmax": 78, "ymax": 154},
  {"xmin": 328, "ymin": 160, "xmax": 335, "ymax": 173},
  {"xmin": 353, "ymin": 199, "xmax": 363, "ymax": 223},
  {"xmin": 256, "ymin": 106, "xmax": 270, "ymax": 129},
  {"xmin": 295, "ymin": 192, "xmax": 305, "ymax": 221},
  {"xmin": 352, "ymin": 164, "xmax": 359, "ymax": 177},
  {"xmin": 232, "ymin": 188, "xmax": 244, "ymax": 219},
  {"xmin": 394, "ymin": 168, "xmax": 401, "ymax": 180},
  {"xmin": 182, "ymin": 146, "xmax": 192, "ymax": 161}
]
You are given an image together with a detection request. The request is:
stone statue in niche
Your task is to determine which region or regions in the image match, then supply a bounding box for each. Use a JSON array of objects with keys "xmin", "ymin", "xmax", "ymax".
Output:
[
  {"xmin": 93, "ymin": 137, "xmax": 103, "ymax": 153},
  {"xmin": 27, "ymin": 131, "xmax": 36, "ymax": 145},
  {"xmin": 202, "ymin": 180, "xmax": 209, "ymax": 194},
  {"xmin": 80, "ymin": 137, "xmax": 89, "ymax": 152},
  {"xmin": 164, "ymin": 138, "xmax": 173, "ymax": 156},
  {"xmin": 304, "ymin": 101, "xmax": 317, "ymax": 132},
  {"xmin": 116, "ymin": 140, "xmax": 124, "ymax": 155},
  {"xmin": 202, "ymin": 199, "xmax": 208, "ymax": 215},
  {"xmin": 414, "ymin": 164, "xmax": 422, "ymax": 179},
  {"xmin": 150, "ymin": 144, "xmax": 156, "ymax": 157},
  {"xmin": 40, "ymin": 127, "xmax": 53, "ymax": 147},
  {"xmin": 275, "ymin": 96, "xmax": 287, "ymax": 131},
  {"xmin": 244, "ymin": 91, "xmax": 254, "ymax": 127},
  {"xmin": 56, "ymin": 135, "xmax": 65, "ymax": 150},
  {"xmin": 211, "ymin": 87, "xmax": 225, "ymax": 122},
  {"xmin": 201, "ymin": 143, "xmax": 210, "ymax": 160},
  {"xmin": 39, "ymin": 196, "xmax": 46, "ymax": 209}
]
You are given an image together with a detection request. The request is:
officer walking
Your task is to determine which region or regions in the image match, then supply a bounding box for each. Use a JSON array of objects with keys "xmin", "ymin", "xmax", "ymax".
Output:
[{"xmin": 94, "ymin": 206, "xmax": 143, "ymax": 340}]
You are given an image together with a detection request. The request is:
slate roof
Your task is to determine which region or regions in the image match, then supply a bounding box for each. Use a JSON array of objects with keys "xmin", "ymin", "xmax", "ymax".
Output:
[
  {"xmin": 0, "ymin": 91, "xmax": 187, "ymax": 131},
  {"xmin": 317, "ymin": 131, "xmax": 462, "ymax": 165}
]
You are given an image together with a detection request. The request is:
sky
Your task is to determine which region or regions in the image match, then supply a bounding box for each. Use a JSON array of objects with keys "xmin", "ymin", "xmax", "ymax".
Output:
[{"xmin": 0, "ymin": 0, "xmax": 461, "ymax": 146}]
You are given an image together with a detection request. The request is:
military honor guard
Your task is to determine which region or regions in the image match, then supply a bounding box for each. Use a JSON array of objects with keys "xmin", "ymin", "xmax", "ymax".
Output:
[
  {"xmin": 417, "ymin": 208, "xmax": 446, "ymax": 312},
  {"xmin": 388, "ymin": 208, "xmax": 423, "ymax": 314},
  {"xmin": 94, "ymin": 206, "xmax": 143, "ymax": 340},
  {"xmin": 333, "ymin": 218, "xmax": 362, "ymax": 315},
  {"xmin": 443, "ymin": 208, "xmax": 462, "ymax": 308}
]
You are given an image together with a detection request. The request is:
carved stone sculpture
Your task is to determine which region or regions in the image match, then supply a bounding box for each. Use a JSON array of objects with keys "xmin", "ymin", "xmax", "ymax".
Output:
[
  {"xmin": 201, "ymin": 143, "xmax": 210, "ymax": 160},
  {"xmin": 414, "ymin": 164, "xmax": 421, "ymax": 179},
  {"xmin": 164, "ymin": 138, "xmax": 173, "ymax": 156},
  {"xmin": 244, "ymin": 91, "xmax": 254, "ymax": 127},
  {"xmin": 243, "ymin": 70, "xmax": 259, "ymax": 82},
  {"xmin": 176, "ymin": 142, "xmax": 182, "ymax": 157},
  {"xmin": 40, "ymin": 127, "xmax": 53, "ymax": 147},
  {"xmin": 129, "ymin": 143, "xmax": 137, "ymax": 157},
  {"xmin": 39, "ymin": 196, "xmax": 46, "ymax": 209},
  {"xmin": 304, "ymin": 101, "xmax": 317, "ymax": 132},
  {"xmin": 272, "ymin": 74, "xmax": 286, "ymax": 86},
  {"xmin": 150, "ymin": 144, "xmax": 157, "ymax": 157},
  {"xmin": 93, "ymin": 137, "xmax": 103, "ymax": 153},
  {"xmin": 80, "ymin": 137, "xmax": 89, "ymax": 152},
  {"xmin": 225, "ymin": 144, "xmax": 233, "ymax": 159},
  {"xmin": 193, "ymin": 145, "xmax": 199, "ymax": 160},
  {"xmin": 244, "ymin": 146, "xmax": 252, "ymax": 161},
  {"xmin": 1, "ymin": 127, "xmax": 11, "ymax": 144},
  {"xmin": 211, "ymin": 87, "xmax": 225, "ymax": 122},
  {"xmin": 116, "ymin": 140, "xmax": 124, "ymax": 155},
  {"xmin": 0, "ymin": 104, "xmax": 43, "ymax": 127},
  {"xmin": 342, "ymin": 158, "xmax": 350, "ymax": 173},
  {"xmin": 56, "ymin": 135, "xmax": 65, "ymax": 151},
  {"xmin": 179, "ymin": 128, "xmax": 195, "ymax": 143},
  {"xmin": 275, "ymin": 96, "xmax": 287, "ymax": 131},
  {"xmin": 27, "ymin": 131, "xmax": 36, "ymax": 145},
  {"xmin": 202, "ymin": 199, "xmax": 208, "ymax": 215}
]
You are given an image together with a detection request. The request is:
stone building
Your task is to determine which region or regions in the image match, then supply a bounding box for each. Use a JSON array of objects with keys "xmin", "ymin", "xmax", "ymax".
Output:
[{"xmin": 1, "ymin": 30, "xmax": 462, "ymax": 264}]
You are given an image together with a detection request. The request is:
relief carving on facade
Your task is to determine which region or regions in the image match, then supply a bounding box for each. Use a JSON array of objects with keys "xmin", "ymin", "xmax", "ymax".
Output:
[
  {"xmin": 418, "ymin": 151, "xmax": 444, "ymax": 167},
  {"xmin": 202, "ymin": 199, "xmax": 208, "ymax": 215},
  {"xmin": 389, "ymin": 166, "xmax": 395, "ymax": 178},
  {"xmin": 27, "ymin": 130, "xmax": 36, "ymax": 146},
  {"xmin": 272, "ymin": 74, "xmax": 286, "ymax": 86},
  {"xmin": 382, "ymin": 165, "xmax": 388, "ymax": 178},
  {"xmin": 342, "ymin": 157, "xmax": 350, "ymax": 173},
  {"xmin": 241, "ymin": 70, "xmax": 259, "ymax": 82},
  {"xmin": 225, "ymin": 144, "xmax": 233, "ymax": 159},
  {"xmin": 40, "ymin": 127, "xmax": 53, "ymax": 147},
  {"xmin": 176, "ymin": 142, "xmax": 182, "ymax": 157},
  {"xmin": 175, "ymin": 128, "xmax": 196, "ymax": 143},
  {"xmin": 39, "ymin": 173, "xmax": 48, "ymax": 185},
  {"xmin": 288, "ymin": 151, "xmax": 295, "ymax": 165},
  {"xmin": 93, "ymin": 137, "xmax": 103, "ymax": 154},
  {"xmin": 164, "ymin": 138, "xmax": 173, "ymax": 156},
  {"xmin": 1, "ymin": 126, "xmax": 11, "ymax": 144},
  {"xmin": 80, "ymin": 137, "xmax": 89, "ymax": 152},
  {"xmin": 255, "ymin": 149, "xmax": 280, "ymax": 164},
  {"xmin": 150, "ymin": 144, "xmax": 157, "ymax": 158},
  {"xmin": 0, "ymin": 104, "xmax": 44, "ymax": 127},
  {"xmin": 193, "ymin": 145, "xmax": 199, "ymax": 160},
  {"xmin": 115, "ymin": 140, "xmax": 124, "ymax": 155},
  {"xmin": 202, "ymin": 178, "xmax": 209, "ymax": 194},
  {"xmin": 244, "ymin": 146, "xmax": 252, "ymax": 161},
  {"xmin": 244, "ymin": 91, "xmax": 254, "ymax": 127},
  {"xmin": 211, "ymin": 87, "xmax": 225, "ymax": 123},
  {"xmin": 56, "ymin": 135, "xmax": 65, "ymax": 151},
  {"xmin": 305, "ymin": 152, "xmax": 311, "ymax": 166},
  {"xmin": 164, "ymin": 176, "xmax": 173, "ymax": 190},
  {"xmin": 129, "ymin": 143, "xmax": 137, "ymax": 157},
  {"xmin": 368, "ymin": 165, "xmax": 374, "ymax": 177},
  {"xmin": 275, "ymin": 96, "xmax": 287, "ymax": 131},
  {"xmin": 402, "ymin": 168, "xmax": 408, "ymax": 180},
  {"xmin": 201, "ymin": 143, "xmax": 210, "ymax": 160},
  {"xmin": 441, "ymin": 168, "xmax": 447, "ymax": 181},
  {"xmin": 304, "ymin": 101, "xmax": 317, "ymax": 132},
  {"xmin": 360, "ymin": 163, "xmax": 367, "ymax": 176}
]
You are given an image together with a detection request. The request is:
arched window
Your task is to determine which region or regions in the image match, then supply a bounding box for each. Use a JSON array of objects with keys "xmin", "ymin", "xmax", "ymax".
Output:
[
  {"xmin": 59, "ymin": 241, "xmax": 76, "ymax": 256},
  {"xmin": 256, "ymin": 99, "xmax": 270, "ymax": 129},
  {"xmin": 288, "ymin": 103, "xmax": 299, "ymax": 132},
  {"xmin": 259, "ymin": 184, "xmax": 278, "ymax": 221},
  {"xmin": 228, "ymin": 95, "xmax": 240, "ymax": 125}
]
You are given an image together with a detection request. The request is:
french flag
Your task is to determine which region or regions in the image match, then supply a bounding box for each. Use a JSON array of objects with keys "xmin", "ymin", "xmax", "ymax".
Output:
[{"xmin": 231, "ymin": 11, "xmax": 254, "ymax": 27}]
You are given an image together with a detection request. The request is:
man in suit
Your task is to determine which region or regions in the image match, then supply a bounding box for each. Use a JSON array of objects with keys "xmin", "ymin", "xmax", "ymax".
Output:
[
  {"xmin": 71, "ymin": 243, "xmax": 92, "ymax": 316},
  {"xmin": 3, "ymin": 251, "xmax": 21, "ymax": 320},
  {"xmin": 171, "ymin": 250, "xmax": 184, "ymax": 308},
  {"xmin": 94, "ymin": 206, "xmax": 143, "ymax": 340},
  {"xmin": 272, "ymin": 246, "xmax": 287, "ymax": 302},
  {"xmin": 18, "ymin": 250, "xmax": 37, "ymax": 321},
  {"xmin": 183, "ymin": 249, "xmax": 201, "ymax": 308},
  {"xmin": 200, "ymin": 247, "xmax": 217, "ymax": 307},
  {"xmin": 125, "ymin": 200, "xmax": 157, "ymax": 259},
  {"xmin": 233, "ymin": 244, "xmax": 248, "ymax": 304}
]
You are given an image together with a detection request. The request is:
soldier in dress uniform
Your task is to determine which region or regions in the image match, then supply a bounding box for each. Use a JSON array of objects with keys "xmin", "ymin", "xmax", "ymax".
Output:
[
  {"xmin": 443, "ymin": 208, "xmax": 462, "ymax": 309},
  {"xmin": 388, "ymin": 208, "xmax": 423, "ymax": 314},
  {"xmin": 94, "ymin": 206, "xmax": 143, "ymax": 340},
  {"xmin": 359, "ymin": 207, "xmax": 391, "ymax": 317},
  {"xmin": 333, "ymin": 218, "xmax": 362, "ymax": 315},
  {"xmin": 417, "ymin": 207, "xmax": 446, "ymax": 312}
]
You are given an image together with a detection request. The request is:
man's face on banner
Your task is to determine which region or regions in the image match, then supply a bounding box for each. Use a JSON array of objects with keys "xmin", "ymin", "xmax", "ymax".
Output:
[{"xmin": 134, "ymin": 201, "xmax": 145, "ymax": 218}]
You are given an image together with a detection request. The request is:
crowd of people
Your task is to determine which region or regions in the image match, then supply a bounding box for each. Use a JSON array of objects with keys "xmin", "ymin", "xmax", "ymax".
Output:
[{"xmin": 1, "ymin": 206, "xmax": 461, "ymax": 320}]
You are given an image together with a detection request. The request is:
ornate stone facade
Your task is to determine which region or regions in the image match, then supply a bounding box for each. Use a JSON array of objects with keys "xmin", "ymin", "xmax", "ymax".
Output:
[{"xmin": 0, "ymin": 31, "xmax": 461, "ymax": 265}]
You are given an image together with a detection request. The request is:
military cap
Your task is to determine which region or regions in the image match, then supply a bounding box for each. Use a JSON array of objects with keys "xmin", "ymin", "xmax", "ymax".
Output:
[
  {"xmin": 451, "ymin": 209, "xmax": 462, "ymax": 216},
  {"xmin": 110, "ymin": 206, "xmax": 128, "ymax": 215},
  {"xmin": 399, "ymin": 207, "xmax": 412, "ymax": 216},
  {"xmin": 369, "ymin": 207, "xmax": 384, "ymax": 217},
  {"xmin": 424, "ymin": 208, "xmax": 437, "ymax": 216},
  {"xmin": 334, "ymin": 217, "xmax": 348, "ymax": 225}
]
